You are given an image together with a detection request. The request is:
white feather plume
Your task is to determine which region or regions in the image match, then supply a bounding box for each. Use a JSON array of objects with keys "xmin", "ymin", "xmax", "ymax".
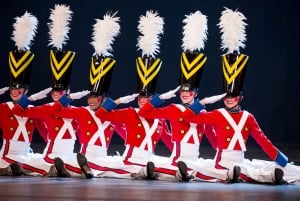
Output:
[
  {"xmin": 91, "ymin": 11, "xmax": 121, "ymax": 57},
  {"xmin": 137, "ymin": 10, "xmax": 164, "ymax": 58},
  {"xmin": 48, "ymin": 4, "xmax": 73, "ymax": 49},
  {"xmin": 11, "ymin": 11, "xmax": 38, "ymax": 51},
  {"xmin": 182, "ymin": 10, "xmax": 208, "ymax": 52},
  {"xmin": 218, "ymin": 7, "xmax": 247, "ymax": 54}
]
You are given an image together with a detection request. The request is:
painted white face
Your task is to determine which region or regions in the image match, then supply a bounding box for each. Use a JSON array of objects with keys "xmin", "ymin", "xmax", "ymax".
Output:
[
  {"xmin": 179, "ymin": 90, "xmax": 196, "ymax": 105},
  {"xmin": 10, "ymin": 88, "xmax": 25, "ymax": 102},
  {"xmin": 51, "ymin": 90, "xmax": 66, "ymax": 102},
  {"xmin": 87, "ymin": 95, "xmax": 103, "ymax": 110},
  {"xmin": 138, "ymin": 96, "xmax": 150, "ymax": 108},
  {"xmin": 223, "ymin": 96, "xmax": 241, "ymax": 109}
]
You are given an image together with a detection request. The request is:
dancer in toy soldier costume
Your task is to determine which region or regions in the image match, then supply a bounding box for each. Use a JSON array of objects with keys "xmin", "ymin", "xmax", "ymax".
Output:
[
  {"xmin": 182, "ymin": 7, "xmax": 300, "ymax": 184},
  {"xmin": 13, "ymin": 4, "xmax": 88, "ymax": 177},
  {"xmin": 137, "ymin": 11, "xmax": 238, "ymax": 182},
  {"xmin": 0, "ymin": 12, "xmax": 52, "ymax": 176},
  {"xmin": 51, "ymin": 12, "xmax": 124, "ymax": 178},
  {"xmin": 91, "ymin": 10, "xmax": 172, "ymax": 180}
]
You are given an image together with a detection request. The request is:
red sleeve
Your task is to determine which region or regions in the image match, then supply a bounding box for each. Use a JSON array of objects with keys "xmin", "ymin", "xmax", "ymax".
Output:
[
  {"xmin": 138, "ymin": 103, "xmax": 174, "ymax": 120},
  {"xmin": 248, "ymin": 114, "xmax": 279, "ymax": 160},
  {"xmin": 96, "ymin": 107, "xmax": 131, "ymax": 123},
  {"xmin": 158, "ymin": 119, "xmax": 173, "ymax": 151},
  {"xmin": 12, "ymin": 104, "xmax": 48, "ymax": 120},
  {"xmin": 34, "ymin": 120, "xmax": 48, "ymax": 143}
]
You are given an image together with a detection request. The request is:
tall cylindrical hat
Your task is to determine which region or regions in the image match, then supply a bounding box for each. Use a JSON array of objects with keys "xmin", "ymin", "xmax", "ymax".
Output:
[
  {"xmin": 179, "ymin": 11, "xmax": 208, "ymax": 92},
  {"xmin": 9, "ymin": 50, "xmax": 34, "ymax": 89},
  {"xmin": 222, "ymin": 52, "xmax": 249, "ymax": 96},
  {"xmin": 89, "ymin": 55, "xmax": 116, "ymax": 96},
  {"xmin": 179, "ymin": 51, "xmax": 206, "ymax": 91},
  {"xmin": 48, "ymin": 4, "xmax": 74, "ymax": 90},
  {"xmin": 218, "ymin": 8, "xmax": 249, "ymax": 96},
  {"xmin": 136, "ymin": 10, "xmax": 164, "ymax": 97},
  {"xmin": 50, "ymin": 49, "xmax": 75, "ymax": 90},
  {"xmin": 136, "ymin": 56, "xmax": 162, "ymax": 97},
  {"xmin": 9, "ymin": 12, "xmax": 38, "ymax": 89},
  {"xmin": 89, "ymin": 12, "xmax": 120, "ymax": 96}
]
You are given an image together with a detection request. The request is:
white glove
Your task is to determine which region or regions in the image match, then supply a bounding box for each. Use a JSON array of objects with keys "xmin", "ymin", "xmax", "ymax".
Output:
[
  {"xmin": 29, "ymin": 87, "xmax": 52, "ymax": 101},
  {"xmin": 0, "ymin": 87, "xmax": 9, "ymax": 95},
  {"xmin": 69, "ymin": 90, "xmax": 90, "ymax": 100},
  {"xmin": 201, "ymin": 93, "xmax": 226, "ymax": 105},
  {"xmin": 119, "ymin": 93, "xmax": 139, "ymax": 104},
  {"xmin": 159, "ymin": 86, "xmax": 181, "ymax": 100}
]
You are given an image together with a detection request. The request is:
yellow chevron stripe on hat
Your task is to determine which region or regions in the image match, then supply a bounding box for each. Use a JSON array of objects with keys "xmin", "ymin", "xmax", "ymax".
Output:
[
  {"xmin": 222, "ymin": 54, "xmax": 249, "ymax": 84},
  {"xmin": 89, "ymin": 57, "xmax": 116, "ymax": 85},
  {"xmin": 9, "ymin": 51, "xmax": 34, "ymax": 78},
  {"xmin": 180, "ymin": 52, "xmax": 206, "ymax": 80},
  {"xmin": 50, "ymin": 50, "xmax": 75, "ymax": 81},
  {"xmin": 136, "ymin": 57, "xmax": 161, "ymax": 86}
]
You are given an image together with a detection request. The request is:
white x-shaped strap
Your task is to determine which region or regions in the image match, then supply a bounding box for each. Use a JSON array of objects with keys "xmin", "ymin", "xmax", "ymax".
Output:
[
  {"xmin": 218, "ymin": 108, "xmax": 248, "ymax": 151},
  {"xmin": 135, "ymin": 108, "xmax": 158, "ymax": 152},
  {"xmin": 87, "ymin": 107, "xmax": 110, "ymax": 147},
  {"xmin": 7, "ymin": 102, "xmax": 29, "ymax": 142}
]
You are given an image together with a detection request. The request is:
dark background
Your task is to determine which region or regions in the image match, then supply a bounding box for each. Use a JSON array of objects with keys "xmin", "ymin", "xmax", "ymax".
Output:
[{"xmin": 0, "ymin": 0, "xmax": 299, "ymax": 152}]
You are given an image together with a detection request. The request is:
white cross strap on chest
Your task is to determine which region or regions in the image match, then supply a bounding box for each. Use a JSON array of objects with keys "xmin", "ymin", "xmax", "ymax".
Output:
[
  {"xmin": 174, "ymin": 104, "xmax": 200, "ymax": 145},
  {"xmin": 7, "ymin": 102, "xmax": 30, "ymax": 142},
  {"xmin": 218, "ymin": 108, "xmax": 249, "ymax": 151},
  {"xmin": 87, "ymin": 107, "xmax": 110, "ymax": 147},
  {"xmin": 135, "ymin": 108, "xmax": 159, "ymax": 151},
  {"xmin": 56, "ymin": 118, "xmax": 77, "ymax": 140}
]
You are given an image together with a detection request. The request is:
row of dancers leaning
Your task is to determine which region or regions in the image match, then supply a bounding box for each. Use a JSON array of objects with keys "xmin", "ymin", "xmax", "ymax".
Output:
[{"xmin": 1, "ymin": 5, "xmax": 300, "ymax": 184}]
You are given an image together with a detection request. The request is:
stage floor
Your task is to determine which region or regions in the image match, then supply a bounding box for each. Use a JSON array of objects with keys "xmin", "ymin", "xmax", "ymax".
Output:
[
  {"xmin": 0, "ymin": 143, "xmax": 299, "ymax": 201},
  {"xmin": 0, "ymin": 176, "xmax": 300, "ymax": 201}
]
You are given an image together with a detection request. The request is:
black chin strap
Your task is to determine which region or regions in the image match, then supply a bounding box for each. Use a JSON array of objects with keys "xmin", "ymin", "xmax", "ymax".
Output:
[{"xmin": 225, "ymin": 105, "xmax": 241, "ymax": 113}]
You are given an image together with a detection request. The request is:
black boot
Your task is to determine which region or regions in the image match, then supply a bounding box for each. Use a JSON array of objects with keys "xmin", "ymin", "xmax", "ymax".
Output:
[
  {"xmin": 146, "ymin": 161, "xmax": 157, "ymax": 180},
  {"xmin": 77, "ymin": 153, "xmax": 94, "ymax": 179},
  {"xmin": 10, "ymin": 162, "xmax": 23, "ymax": 176},
  {"xmin": 177, "ymin": 161, "xmax": 192, "ymax": 182},
  {"xmin": 54, "ymin": 157, "xmax": 71, "ymax": 177},
  {"xmin": 274, "ymin": 168, "xmax": 287, "ymax": 185},
  {"xmin": 228, "ymin": 166, "xmax": 241, "ymax": 183}
]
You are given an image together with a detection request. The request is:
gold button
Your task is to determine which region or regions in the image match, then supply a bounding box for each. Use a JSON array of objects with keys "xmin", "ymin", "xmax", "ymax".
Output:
[
  {"xmin": 10, "ymin": 127, "xmax": 14, "ymax": 131},
  {"xmin": 153, "ymin": 141, "xmax": 157, "ymax": 144},
  {"xmin": 109, "ymin": 126, "xmax": 114, "ymax": 131},
  {"xmin": 106, "ymin": 136, "xmax": 110, "ymax": 141},
  {"xmin": 54, "ymin": 116, "xmax": 59, "ymax": 119},
  {"xmin": 226, "ymin": 137, "xmax": 231, "ymax": 142},
  {"xmin": 156, "ymin": 130, "xmax": 160, "ymax": 134},
  {"xmin": 180, "ymin": 129, "xmax": 185, "ymax": 134},
  {"xmin": 87, "ymin": 120, "xmax": 92, "ymax": 125},
  {"xmin": 10, "ymin": 116, "xmax": 14, "ymax": 120},
  {"xmin": 28, "ymin": 131, "xmax": 31, "ymax": 135},
  {"xmin": 86, "ymin": 131, "xmax": 91, "ymax": 136},
  {"xmin": 137, "ymin": 123, "xmax": 142, "ymax": 127},
  {"xmin": 198, "ymin": 133, "xmax": 202, "ymax": 137},
  {"xmin": 244, "ymin": 127, "xmax": 248, "ymax": 131},
  {"xmin": 29, "ymin": 119, "xmax": 34, "ymax": 124},
  {"xmin": 225, "ymin": 125, "xmax": 230, "ymax": 130},
  {"xmin": 136, "ymin": 134, "xmax": 141, "ymax": 139},
  {"xmin": 178, "ymin": 117, "xmax": 183, "ymax": 122},
  {"xmin": 55, "ymin": 127, "xmax": 59, "ymax": 131}
]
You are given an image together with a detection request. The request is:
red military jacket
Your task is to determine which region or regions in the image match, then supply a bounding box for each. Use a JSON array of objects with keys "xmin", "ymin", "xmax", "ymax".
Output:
[
  {"xmin": 183, "ymin": 108, "xmax": 280, "ymax": 160},
  {"xmin": 138, "ymin": 103, "xmax": 216, "ymax": 148},
  {"xmin": 12, "ymin": 103, "xmax": 78, "ymax": 141},
  {"xmin": 53, "ymin": 104, "xmax": 115, "ymax": 147},
  {"xmin": 95, "ymin": 107, "xmax": 172, "ymax": 152},
  {"xmin": 0, "ymin": 102, "xmax": 35, "ymax": 142}
]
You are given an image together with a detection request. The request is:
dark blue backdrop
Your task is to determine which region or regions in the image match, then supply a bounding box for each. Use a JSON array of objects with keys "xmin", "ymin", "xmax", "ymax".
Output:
[{"xmin": 0, "ymin": 0, "xmax": 299, "ymax": 147}]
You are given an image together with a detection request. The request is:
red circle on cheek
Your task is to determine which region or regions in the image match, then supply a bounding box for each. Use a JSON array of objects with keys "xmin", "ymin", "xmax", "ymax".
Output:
[
  {"xmin": 97, "ymin": 97, "xmax": 101, "ymax": 102},
  {"xmin": 233, "ymin": 97, "xmax": 239, "ymax": 102},
  {"xmin": 59, "ymin": 91, "xmax": 64, "ymax": 95},
  {"xmin": 189, "ymin": 92, "xmax": 193, "ymax": 96},
  {"xmin": 18, "ymin": 91, "xmax": 22, "ymax": 95}
]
